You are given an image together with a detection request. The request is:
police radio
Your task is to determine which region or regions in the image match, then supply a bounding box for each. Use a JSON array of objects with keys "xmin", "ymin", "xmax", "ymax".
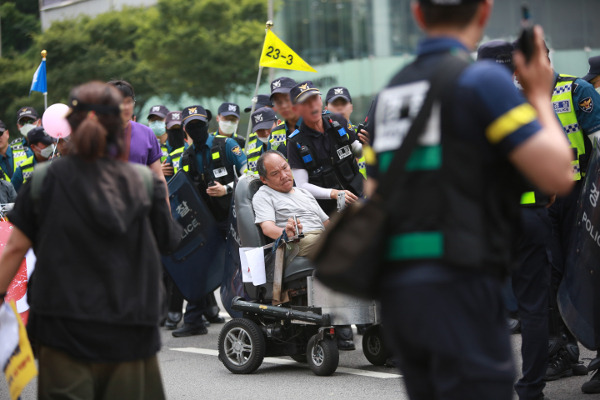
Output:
[
  {"xmin": 516, "ymin": 5, "xmax": 534, "ymax": 63},
  {"xmin": 296, "ymin": 143, "xmax": 321, "ymax": 174}
]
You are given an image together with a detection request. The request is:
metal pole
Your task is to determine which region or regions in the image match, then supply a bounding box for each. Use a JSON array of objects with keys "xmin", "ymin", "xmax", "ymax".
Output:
[
  {"xmin": 41, "ymin": 50, "xmax": 48, "ymax": 110},
  {"xmin": 245, "ymin": 21, "xmax": 273, "ymax": 143},
  {"xmin": 267, "ymin": 0, "xmax": 274, "ymax": 83}
]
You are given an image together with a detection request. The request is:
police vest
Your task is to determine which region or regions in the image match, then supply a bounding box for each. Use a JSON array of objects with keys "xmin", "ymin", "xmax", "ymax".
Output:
[
  {"xmin": 349, "ymin": 123, "xmax": 367, "ymax": 179},
  {"xmin": 19, "ymin": 155, "xmax": 36, "ymax": 185},
  {"xmin": 552, "ymin": 75, "xmax": 588, "ymax": 181},
  {"xmin": 212, "ymin": 131, "xmax": 245, "ymax": 151},
  {"xmin": 374, "ymin": 52, "xmax": 523, "ymax": 277},
  {"xmin": 159, "ymin": 141, "xmax": 169, "ymax": 164},
  {"xmin": 169, "ymin": 146, "xmax": 185, "ymax": 175},
  {"xmin": 181, "ymin": 136, "xmax": 235, "ymax": 221},
  {"xmin": 289, "ymin": 116, "xmax": 364, "ymax": 203},
  {"xmin": 246, "ymin": 123, "xmax": 287, "ymax": 173},
  {"xmin": 9, "ymin": 139, "xmax": 30, "ymax": 180}
]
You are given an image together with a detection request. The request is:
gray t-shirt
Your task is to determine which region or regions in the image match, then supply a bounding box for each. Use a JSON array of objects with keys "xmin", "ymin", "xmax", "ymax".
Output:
[{"xmin": 253, "ymin": 185, "xmax": 329, "ymax": 232}]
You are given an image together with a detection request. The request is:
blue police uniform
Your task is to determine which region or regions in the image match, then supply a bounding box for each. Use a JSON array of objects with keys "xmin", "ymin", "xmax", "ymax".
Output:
[
  {"xmin": 0, "ymin": 145, "xmax": 33, "ymax": 180},
  {"xmin": 370, "ymin": 37, "xmax": 541, "ymax": 399},
  {"xmin": 180, "ymin": 134, "xmax": 246, "ymax": 329}
]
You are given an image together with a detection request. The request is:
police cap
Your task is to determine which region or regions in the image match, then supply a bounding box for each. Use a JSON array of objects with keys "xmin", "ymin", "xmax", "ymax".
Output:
[
  {"xmin": 290, "ymin": 81, "xmax": 321, "ymax": 105},
  {"xmin": 251, "ymin": 107, "xmax": 278, "ymax": 133},
  {"xmin": 17, "ymin": 106, "xmax": 39, "ymax": 124},
  {"xmin": 326, "ymin": 87, "xmax": 352, "ymax": 104},
  {"xmin": 583, "ymin": 56, "xmax": 600, "ymax": 83},
  {"xmin": 147, "ymin": 105, "xmax": 170, "ymax": 120},
  {"xmin": 165, "ymin": 111, "xmax": 183, "ymax": 129},
  {"xmin": 0, "ymin": 120, "xmax": 6, "ymax": 133},
  {"xmin": 244, "ymin": 94, "xmax": 273, "ymax": 113},
  {"xmin": 27, "ymin": 127, "xmax": 54, "ymax": 146},
  {"xmin": 181, "ymin": 105, "xmax": 211, "ymax": 127},
  {"xmin": 477, "ymin": 40, "xmax": 514, "ymax": 73},
  {"xmin": 218, "ymin": 102, "xmax": 241, "ymax": 119},
  {"xmin": 269, "ymin": 77, "xmax": 297, "ymax": 101}
]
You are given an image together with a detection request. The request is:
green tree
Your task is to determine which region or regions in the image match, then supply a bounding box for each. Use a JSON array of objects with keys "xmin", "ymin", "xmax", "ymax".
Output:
[
  {"xmin": 0, "ymin": 0, "xmax": 40, "ymax": 55},
  {"xmin": 135, "ymin": 0, "xmax": 268, "ymax": 99}
]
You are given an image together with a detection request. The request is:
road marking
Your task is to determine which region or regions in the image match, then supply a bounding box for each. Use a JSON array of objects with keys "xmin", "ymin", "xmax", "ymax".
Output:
[{"xmin": 170, "ymin": 347, "xmax": 403, "ymax": 379}]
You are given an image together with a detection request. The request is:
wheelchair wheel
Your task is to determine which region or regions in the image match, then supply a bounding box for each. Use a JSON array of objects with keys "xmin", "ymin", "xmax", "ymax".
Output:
[
  {"xmin": 218, "ymin": 318, "xmax": 265, "ymax": 374},
  {"xmin": 290, "ymin": 353, "xmax": 307, "ymax": 363},
  {"xmin": 362, "ymin": 325, "xmax": 389, "ymax": 366},
  {"xmin": 306, "ymin": 334, "xmax": 339, "ymax": 376}
]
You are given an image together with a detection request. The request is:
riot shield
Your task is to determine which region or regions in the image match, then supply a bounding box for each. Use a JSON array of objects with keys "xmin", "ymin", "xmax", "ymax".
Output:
[
  {"xmin": 220, "ymin": 193, "xmax": 245, "ymax": 318},
  {"xmin": 162, "ymin": 171, "xmax": 226, "ymax": 303},
  {"xmin": 558, "ymin": 143, "xmax": 600, "ymax": 350}
]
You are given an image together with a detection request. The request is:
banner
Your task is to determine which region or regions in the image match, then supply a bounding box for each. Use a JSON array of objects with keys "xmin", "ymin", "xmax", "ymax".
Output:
[
  {"xmin": 0, "ymin": 301, "xmax": 37, "ymax": 400},
  {"xmin": 259, "ymin": 30, "xmax": 317, "ymax": 73},
  {"xmin": 559, "ymin": 142, "xmax": 600, "ymax": 349}
]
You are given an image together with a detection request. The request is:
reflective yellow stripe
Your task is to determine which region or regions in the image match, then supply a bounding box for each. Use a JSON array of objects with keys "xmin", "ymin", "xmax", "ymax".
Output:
[
  {"xmin": 521, "ymin": 191, "xmax": 535, "ymax": 205},
  {"xmin": 486, "ymin": 103, "xmax": 537, "ymax": 144},
  {"xmin": 363, "ymin": 145, "xmax": 377, "ymax": 166},
  {"xmin": 212, "ymin": 152, "xmax": 220, "ymax": 160}
]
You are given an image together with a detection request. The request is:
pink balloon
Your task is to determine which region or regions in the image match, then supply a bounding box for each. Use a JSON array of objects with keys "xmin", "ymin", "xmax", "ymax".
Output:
[{"xmin": 42, "ymin": 103, "xmax": 71, "ymax": 139}]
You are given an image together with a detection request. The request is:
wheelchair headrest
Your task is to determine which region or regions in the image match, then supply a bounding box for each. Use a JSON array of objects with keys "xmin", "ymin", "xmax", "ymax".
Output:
[{"xmin": 235, "ymin": 175, "xmax": 267, "ymax": 248}]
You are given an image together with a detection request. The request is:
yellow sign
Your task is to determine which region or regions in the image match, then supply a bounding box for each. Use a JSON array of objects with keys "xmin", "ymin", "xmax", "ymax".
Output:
[
  {"xmin": 4, "ymin": 301, "xmax": 37, "ymax": 400},
  {"xmin": 259, "ymin": 30, "xmax": 317, "ymax": 73}
]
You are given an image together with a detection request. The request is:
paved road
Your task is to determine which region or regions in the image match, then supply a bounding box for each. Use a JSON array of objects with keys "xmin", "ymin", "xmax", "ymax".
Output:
[{"xmin": 2, "ymin": 313, "xmax": 599, "ymax": 400}]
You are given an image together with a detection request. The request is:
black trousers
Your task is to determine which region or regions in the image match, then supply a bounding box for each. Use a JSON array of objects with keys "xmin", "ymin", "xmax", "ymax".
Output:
[
  {"xmin": 513, "ymin": 207, "xmax": 551, "ymax": 400},
  {"xmin": 548, "ymin": 181, "xmax": 581, "ymax": 339},
  {"xmin": 380, "ymin": 269, "xmax": 514, "ymax": 400},
  {"xmin": 184, "ymin": 292, "xmax": 220, "ymax": 326}
]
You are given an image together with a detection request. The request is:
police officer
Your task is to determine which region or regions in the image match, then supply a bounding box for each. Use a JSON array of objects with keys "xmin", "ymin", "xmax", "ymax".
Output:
[
  {"xmin": 12, "ymin": 127, "xmax": 55, "ymax": 192},
  {"xmin": 368, "ymin": 0, "xmax": 574, "ymax": 398},
  {"xmin": 287, "ymin": 81, "xmax": 364, "ymax": 216},
  {"xmin": 270, "ymin": 77, "xmax": 299, "ymax": 148},
  {"xmin": 163, "ymin": 111, "xmax": 187, "ymax": 181},
  {"xmin": 478, "ymin": 39, "xmax": 553, "ymax": 400},
  {"xmin": 147, "ymin": 104, "xmax": 171, "ymax": 163},
  {"xmin": 172, "ymin": 105, "xmax": 247, "ymax": 337},
  {"xmin": 213, "ymin": 102, "xmax": 245, "ymax": 150},
  {"xmin": 12, "ymin": 107, "xmax": 39, "ymax": 170},
  {"xmin": 244, "ymin": 94, "xmax": 273, "ymax": 113},
  {"xmin": 582, "ymin": 55, "xmax": 600, "ymax": 89},
  {"xmin": 246, "ymin": 107, "xmax": 281, "ymax": 173},
  {"xmin": 325, "ymin": 86, "xmax": 368, "ymax": 179},
  {"xmin": 513, "ymin": 42, "xmax": 600, "ymax": 383},
  {"xmin": 0, "ymin": 119, "xmax": 33, "ymax": 182}
]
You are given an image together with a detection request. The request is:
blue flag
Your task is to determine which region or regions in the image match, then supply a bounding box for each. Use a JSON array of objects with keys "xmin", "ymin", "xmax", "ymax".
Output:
[{"xmin": 30, "ymin": 59, "xmax": 47, "ymax": 94}]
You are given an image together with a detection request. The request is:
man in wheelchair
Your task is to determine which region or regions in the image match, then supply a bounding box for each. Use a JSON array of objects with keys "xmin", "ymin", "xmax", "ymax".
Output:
[
  {"xmin": 251, "ymin": 150, "xmax": 356, "ymax": 350},
  {"xmin": 253, "ymin": 150, "xmax": 329, "ymax": 256}
]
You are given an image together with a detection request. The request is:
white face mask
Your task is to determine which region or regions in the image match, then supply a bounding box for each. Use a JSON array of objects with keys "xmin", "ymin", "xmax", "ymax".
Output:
[
  {"xmin": 19, "ymin": 123, "xmax": 35, "ymax": 137},
  {"xmin": 257, "ymin": 135, "xmax": 270, "ymax": 144},
  {"xmin": 219, "ymin": 120, "xmax": 238, "ymax": 135},
  {"xmin": 40, "ymin": 144, "xmax": 56, "ymax": 159}
]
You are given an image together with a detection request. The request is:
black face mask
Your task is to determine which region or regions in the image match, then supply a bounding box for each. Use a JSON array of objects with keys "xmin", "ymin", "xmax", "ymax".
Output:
[
  {"xmin": 185, "ymin": 121, "xmax": 209, "ymax": 145},
  {"xmin": 167, "ymin": 127, "xmax": 185, "ymax": 150}
]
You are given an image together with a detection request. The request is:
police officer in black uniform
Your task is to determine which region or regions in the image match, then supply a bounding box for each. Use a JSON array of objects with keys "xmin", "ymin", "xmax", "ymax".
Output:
[
  {"xmin": 286, "ymin": 81, "xmax": 364, "ymax": 350},
  {"xmin": 287, "ymin": 81, "xmax": 364, "ymax": 216},
  {"xmin": 172, "ymin": 105, "xmax": 248, "ymax": 337},
  {"xmin": 367, "ymin": 1, "xmax": 574, "ymax": 398}
]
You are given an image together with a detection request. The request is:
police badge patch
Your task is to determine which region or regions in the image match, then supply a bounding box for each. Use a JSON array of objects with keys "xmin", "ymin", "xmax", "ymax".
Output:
[
  {"xmin": 231, "ymin": 146, "xmax": 242, "ymax": 156},
  {"xmin": 579, "ymin": 97, "xmax": 594, "ymax": 113}
]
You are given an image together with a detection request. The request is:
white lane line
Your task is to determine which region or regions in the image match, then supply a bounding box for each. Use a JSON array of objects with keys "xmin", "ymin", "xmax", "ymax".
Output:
[{"xmin": 170, "ymin": 347, "xmax": 402, "ymax": 379}]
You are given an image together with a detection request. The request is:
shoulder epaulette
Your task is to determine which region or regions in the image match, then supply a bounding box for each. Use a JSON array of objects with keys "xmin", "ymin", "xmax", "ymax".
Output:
[{"xmin": 289, "ymin": 129, "xmax": 300, "ymax": 138}]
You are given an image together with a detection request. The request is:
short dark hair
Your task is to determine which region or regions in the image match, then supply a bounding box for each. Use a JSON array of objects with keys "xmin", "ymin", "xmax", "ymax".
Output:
[
  {"xmin": 257, "ymin": 150, "xmax": 286, "ymax": 179},
  {"xmin": 421, "ymin": 4, "xmax": 480, "ymax": 29},
  {"xmin": 107, "ymin": 79, "xmax": 135, "ymax": 100}
]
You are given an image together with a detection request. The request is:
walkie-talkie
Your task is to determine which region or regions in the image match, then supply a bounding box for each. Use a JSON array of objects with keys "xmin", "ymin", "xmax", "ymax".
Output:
[{"xmin": 516, "ymin": 5, "xmax": 535, "ymax": 63}]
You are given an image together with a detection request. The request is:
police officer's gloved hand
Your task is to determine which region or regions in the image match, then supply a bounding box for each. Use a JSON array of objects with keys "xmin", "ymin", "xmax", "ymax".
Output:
[{"xmin": 186, "ymin": 121, "xmax": 209, "ymax": 145}]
